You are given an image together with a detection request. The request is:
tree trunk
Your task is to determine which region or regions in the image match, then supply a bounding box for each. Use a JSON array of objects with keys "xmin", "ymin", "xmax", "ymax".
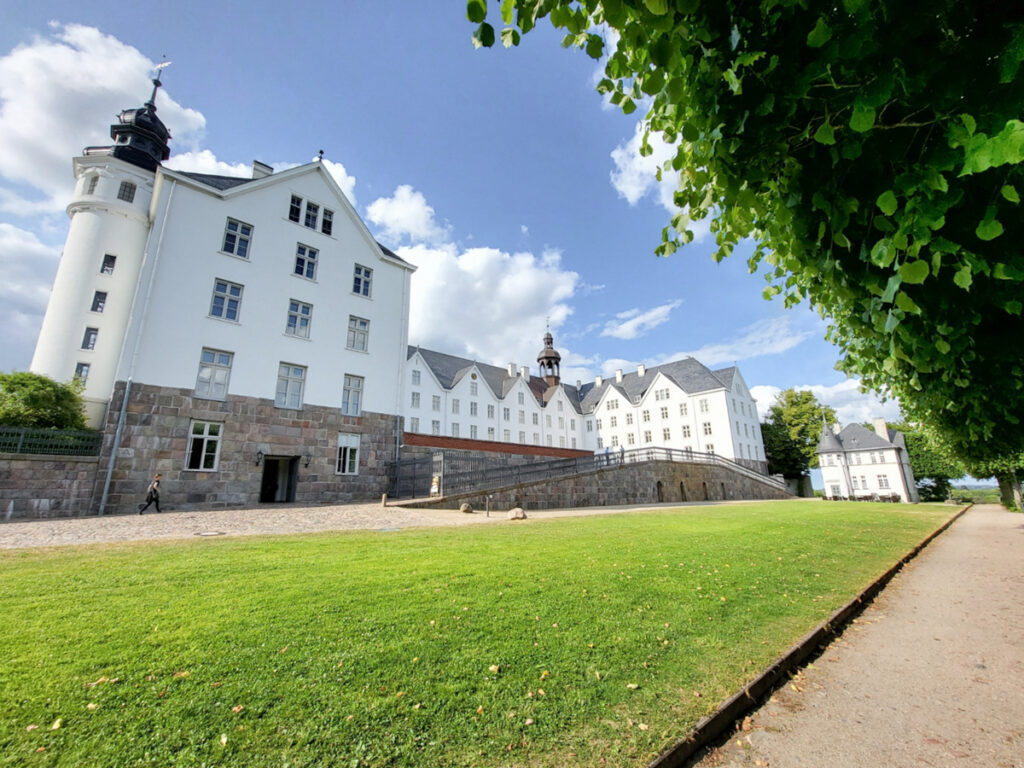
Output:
[
  {"xmin": 1012, "ymin": 470, "xmax": 1023, "ymax": 511},
  {"xmin": 996, "ymin": 474, "xmax": 1016, "ymax": 509}
]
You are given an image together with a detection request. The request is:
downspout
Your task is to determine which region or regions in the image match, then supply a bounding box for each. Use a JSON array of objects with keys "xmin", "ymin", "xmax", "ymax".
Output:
[{"xmin": 98, "ymin": 178, "xmax": 177, "ymax": 515}]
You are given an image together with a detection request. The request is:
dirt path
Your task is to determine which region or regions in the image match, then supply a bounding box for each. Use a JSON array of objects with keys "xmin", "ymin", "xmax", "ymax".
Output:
[{"xmin": 696, "ymin": 503, "xmax": 1024, "ymax": 768}]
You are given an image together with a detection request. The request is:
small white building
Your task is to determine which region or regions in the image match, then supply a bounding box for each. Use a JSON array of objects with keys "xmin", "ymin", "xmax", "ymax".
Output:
[{"xmin": 817, "ymin": 420, "xmax": 918, "ymax": 502}]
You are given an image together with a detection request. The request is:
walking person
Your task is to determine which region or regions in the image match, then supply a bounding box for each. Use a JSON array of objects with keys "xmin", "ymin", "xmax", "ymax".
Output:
[{"xmin": 138, "ymin": 473, "xmax": 162, "ymax": 514}]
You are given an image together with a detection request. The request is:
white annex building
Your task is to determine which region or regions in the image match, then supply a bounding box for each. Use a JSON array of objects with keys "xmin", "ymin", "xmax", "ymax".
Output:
[
  {"xmin": 26, "ymin": 75, "xmax": 768, "ymax": 513},
  {"xmin": 817, "ymin": 420, "xmax": 918, "ymax": 502}
]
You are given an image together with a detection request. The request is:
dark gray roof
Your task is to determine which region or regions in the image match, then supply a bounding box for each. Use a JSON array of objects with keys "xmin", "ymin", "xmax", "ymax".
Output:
[
  {"xmin": 713, "ymin": 366, "xmax": 737, "ymax": 389},
  {"xmin": 816, "ymin": 423, "xmax": 844, "ymax": 453},
  {"xmin": 823, "ymin": 423, "xmax": 902, "ymax": 454},
  {"xmin": 578, "ymin": 357, "xmax": 730, "ymax": 413},
  {"xmin": 376, "ymin": 242, "xmax": 411, "ymax": 266},
  {"xmin": 177, "ymin": 171, "xmax": 255, "ymax": 190}
]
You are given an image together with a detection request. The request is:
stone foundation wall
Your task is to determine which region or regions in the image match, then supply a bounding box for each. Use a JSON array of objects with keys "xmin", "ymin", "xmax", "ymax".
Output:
[
  {"xmin": 0, "ymin": 454, "xmax": 99, "ymax": 520},
  {"xmin": 406, "ymin": 457, "xmax": 791, "ymax": 511},
  {"xmin": 95, "ymin": 381, "xmax": 399, "ymax": 515}
]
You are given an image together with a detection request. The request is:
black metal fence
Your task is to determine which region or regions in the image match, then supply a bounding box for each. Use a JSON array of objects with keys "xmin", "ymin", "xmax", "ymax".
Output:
[
  {"xmin": 388, "ymin": 446, "xmax": 784, "ymax": 499},
  {"xmin": 0, "ymin": 426, "xmax": 103, "ymax": 457}
]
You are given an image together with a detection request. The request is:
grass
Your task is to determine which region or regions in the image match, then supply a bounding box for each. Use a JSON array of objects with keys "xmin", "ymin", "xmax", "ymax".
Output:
[{"xmin": 0, "ymin": 500, "xmax": 954, "ymax": 767}]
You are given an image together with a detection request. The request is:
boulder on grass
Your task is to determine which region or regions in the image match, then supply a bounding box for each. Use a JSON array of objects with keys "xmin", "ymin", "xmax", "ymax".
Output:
[
  {"xmin": 507, "ymin": 507, "xmax": 527, "ymax": 520},
  {"xmin": 459, "ymin": 502, "xmax": 474, "ymax": 514}
]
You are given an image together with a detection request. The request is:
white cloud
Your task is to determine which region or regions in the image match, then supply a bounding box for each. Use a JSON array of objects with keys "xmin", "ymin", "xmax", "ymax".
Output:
[
  {"xmin": 398, "ymin": 242, "xmax": 580, "ymax": 373},
  {"xmin": 366, "ymin": 185, "xmax": 449, "ymax": 245},
  {"xmin": 750, "ymin": 380, "xmax": 901, "ymax": 427},
  {"xmin": 650, "ymin": 315, "xmax": 812, "ymax": 369},
  {"xmin": 320, "ymin": 159, "xmax": 356, "ymax": 207},
  {"xmin": 609, "ymin": 120, "xmax": 712, "ymax": 242},
  {"xmin": 0, "ymin": 224, "xmax": 60, "ymax": 371},
  {"xmin": 0, "ymin": 24, "xmax": 204, "ymax": 214},
  {"xmin": 165, "ymin": 150, "xmax": 251, "ymax": 178},
  {"xmin": 601, "ymin": 300, "xmax": 681, "ymax": 340}
]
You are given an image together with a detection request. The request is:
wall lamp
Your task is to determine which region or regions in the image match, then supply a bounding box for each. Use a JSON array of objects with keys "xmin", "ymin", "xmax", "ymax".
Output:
[
  {"xmin": 303, "ymin": 454, "xmax": 311, "ymax": 468},
  {"xmin": 255, "ymin": 450, "xmax": 264, "ymax": 466}
]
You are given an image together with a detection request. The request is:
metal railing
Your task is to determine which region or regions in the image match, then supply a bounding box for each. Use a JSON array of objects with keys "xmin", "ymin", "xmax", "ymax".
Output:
[
  {"xmin": 0, "ymin": 426, "xmax": 103, "ymax": 457},
  {"xmin": 431, "ymin": 446, "xmax": 784, "ymax": 498}
]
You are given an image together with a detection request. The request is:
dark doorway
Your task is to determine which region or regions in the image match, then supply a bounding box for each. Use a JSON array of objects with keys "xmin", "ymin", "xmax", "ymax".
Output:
[
  {"xmin": 720, "ymin": 482, "xmax": 727, "ymax": 500},
  {"xmin": 260, "ymin": 456, "xmax": 298, "ymax": 502},
  {"xmin": 679, "ymin": 482, "xmax": 687, "ymax": 502},
  {"xmin": 656, "ymin": 481, "xmax": 664, "ymax": 502},
  {"xmin": 702, "ymin": 481, "xmax": 709, "ymax": 500}
]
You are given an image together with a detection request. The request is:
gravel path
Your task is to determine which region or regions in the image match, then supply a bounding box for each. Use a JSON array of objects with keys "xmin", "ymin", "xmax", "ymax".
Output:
[{"xmin": 696, "ymin": 503, "xmax": 1024, "ymax": 768}]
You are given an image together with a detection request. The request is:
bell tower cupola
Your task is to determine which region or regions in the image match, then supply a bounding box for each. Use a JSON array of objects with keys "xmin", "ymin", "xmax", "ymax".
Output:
[
  {"xmin": 537, "ymin": 329, "xmax": 562, "ymax": 387},
  {"xmin": 103, "ymin": 69, "xmax": 172, "ymax": 171}
]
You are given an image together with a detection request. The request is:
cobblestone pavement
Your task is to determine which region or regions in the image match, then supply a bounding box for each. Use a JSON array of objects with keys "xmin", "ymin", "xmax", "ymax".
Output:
[
  {"xmin": 695, "ymin": 503, "xmax": 1024, "ymax": 768},
  {"xmin": 0, "ymin": 499, "xmax": 753, "ymax": 549}
]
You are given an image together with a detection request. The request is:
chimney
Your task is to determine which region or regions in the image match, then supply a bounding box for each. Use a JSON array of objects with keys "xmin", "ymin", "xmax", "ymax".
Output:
[
  {"xmin": 251, "ymin": 160, "xmax": 273, "ymax": 179},
  {"xmin": 615, "ymin": 369, "xmax": 623, "ymax": 383},
  {"xmin": 595, "ymin": 375, "xmax": 603, "ymax": 387},
  {"xmin": 872, "ymin": 418, "xmax": 890, "ymax": 441},
  {"xmin": 638, "ymin": 364, "xmax": 646, "ymax": 377},
  {"xmin": 507, "ymin": 363, "xmax": 516, "ymax": 376},
  {"xmin": 520, "ymin": 366, "xmax": 529, "ymax": 378}
]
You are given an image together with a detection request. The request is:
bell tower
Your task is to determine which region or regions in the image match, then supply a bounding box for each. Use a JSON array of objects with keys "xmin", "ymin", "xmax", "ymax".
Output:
[{"xmin": 536, "ymin": 329, "xmax": 562, "ymax": 388}]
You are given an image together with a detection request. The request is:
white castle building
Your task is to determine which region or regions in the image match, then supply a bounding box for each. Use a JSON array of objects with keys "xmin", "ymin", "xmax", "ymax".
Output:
[
  {"xmin": 816, "ymin": 420, "xmax": 918, "ymax": 502},
  {"xmin": 26, "ymin": 76, "xmax": 767, "ymax": 513}
]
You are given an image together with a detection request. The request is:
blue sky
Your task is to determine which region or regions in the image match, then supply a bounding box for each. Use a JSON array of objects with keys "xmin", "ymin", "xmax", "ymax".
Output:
[{"xmin": 0, "ymin": 1, "xmax": 901, "ymax": 429}]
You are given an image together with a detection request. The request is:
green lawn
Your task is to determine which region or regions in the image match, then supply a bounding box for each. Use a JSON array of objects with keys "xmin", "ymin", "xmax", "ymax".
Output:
[{"xmin": 0, "ymin": 501, "xmax": 954, "ymax": 767}]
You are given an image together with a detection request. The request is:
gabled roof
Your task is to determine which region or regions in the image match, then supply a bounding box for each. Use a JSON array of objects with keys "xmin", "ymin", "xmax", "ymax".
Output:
[
  {"xmin": 578, "ymin": 357, "xmax": 730, "ymax": 413},
  {"xmin": 817, "ymin": 423, "xmax": 844, "ymax": 453},
  {"xmin": 176, "ymin": 171, "xmax": 255, "ymax": 191},
  {"xmin": 820, "ymin": 423, "xmax": 901, "ymax": 453}
]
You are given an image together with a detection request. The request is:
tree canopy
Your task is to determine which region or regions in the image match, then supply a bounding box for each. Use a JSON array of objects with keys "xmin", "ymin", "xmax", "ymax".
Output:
[
  {"xmin": 892, "ymin": 421, "xmax": 965, "ymax": 501},
  {"xmin": 762, "ymin": 388, "xmax": 836, "ymax": 477},
  {"xmin": 0, "ymin": 372, "xmax": 86, "ymax": 430},
  {"xmin": 469, "ymin": 0, "xmax": 1024, "ymax": 467}
]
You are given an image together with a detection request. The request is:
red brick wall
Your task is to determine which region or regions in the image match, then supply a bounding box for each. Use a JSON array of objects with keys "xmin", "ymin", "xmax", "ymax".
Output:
[{"xmin": 402, "ymin": 432, "xmax": 590, "ymax": 458}]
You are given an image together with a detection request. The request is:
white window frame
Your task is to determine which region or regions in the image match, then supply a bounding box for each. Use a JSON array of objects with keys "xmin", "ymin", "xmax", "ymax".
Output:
[
  {"xmin": 304, "ymin": 201, "xmax": 320, "ymax": 229},
  {"xmin": 294, "ymin": 244, "xmax": 318, "ymax": 280},
  {"xmin": 433, "ymin": 395, "xmax": 441, "ymax": 412},
  {"xmin": 411, "ymin": 369, "xmax": 421, "ymax": 386},
  {"xmin": 347, "ymin": 316, "xmax": 369, "ymax": 352},
  {"xmin": 100, "ymin": 254, "xmax": 116, "ymax": 275},
  {"xmin": 91, "ymin": 291, "xmax": 107, "ymax": 313},
  {"xmin": 210, "ymin": 279, "xmax": 243, "ymax": 322},
  {"xmin": 353, "ymin": 264, "xmax": 372, "ymax": 297},
  {"xmin": 275, "ymin": 363, "xmax": 306, "ymax": 409},
  {"xmin": 222, "ymin": 218, "xmax": 253, "ymax": 259},
  {"xmin": 342, "ymin": 374, "xmax": 363, "ymax": 416},
  {"xmin": 74, "ymin": 362, "xmax": 90, "ymax": 384},
  {"xmin": 195, "ymin": 348, "xmax": 233, "ymax": 401},
  {"xmin": 82, "ymin": 327, "xmax": 98, "ymax": 350},
  {"xmin": 285, "ymin": 299, "xmax": 313, "ymax": 338},
  {"xmin": 336, "ymin": 433, "xmax": 360, "ymax": 475},
  {"xmin": 409, "ymin": 417, "xmax": 419, "ymax": 433},
  {"xmin": 185, "ymin": 420, "xmax": 223, "ymax": 471},
  {"xmin": 411, "ymin": 392, "xmax": 420, "ymax": 408}
]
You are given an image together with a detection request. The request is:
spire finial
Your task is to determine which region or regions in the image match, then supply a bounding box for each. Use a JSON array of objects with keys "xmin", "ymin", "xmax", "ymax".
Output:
[
  {"xmin": 317, "ymin": 149, "xmax": 324, "ymax": 162},
  {"xmin": 148, "ymin": 58, "xmax": 172, "ymax": 106}
]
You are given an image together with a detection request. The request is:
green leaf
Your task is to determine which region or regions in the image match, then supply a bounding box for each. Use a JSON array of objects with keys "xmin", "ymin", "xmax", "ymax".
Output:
[
  {"xmin": 975, "ymin": 207, "xmax": 1004, "ymax": 241},
  {"xmin": 643, "ymin": 0, "xmax": 669, "ymax": 15},
  {"xmin": 870, "ymin": 239, "xmax": 896, "ymax": 268},
  {"xmin": 934, "ymin": 338, "xmax": 951, "ymax": 354},
  {"xmin": 1001, "ymin": 184, "xmax": 1020, "ymax": 203},
  {"xmin": 894, "ymin": 292, "xmax": 921, "ymax": 314},
  {"xmin": 723, "ymin": 68, "xmax": 742, "ymax": 94},
  {"xmin": 898, "ymin": 260, "xmax": 930, "ymax": 284},
  {"xmin": 1006, "ymin": 300, "xmax": 1023, "ymax": 315},
  {"xmin": 681, "ymin": 123, "xmax": 699, "ymax": 142},
  {"xmin": 876, "ymin": 190, "xmax": 897, "ymax": 216},
  {"xmin": 880, "ymin": 273, "xmax": 901, "ymax": 303},
  {"xmin": 501, "ymin": 27, "xmax": 521, "ymax": 48},
  {"xmin": 467, "ymin": 0, "xmax": 487, "ymax": 23},
  {"xmin": 472, "ymin": 21, "xmax": 495, "ymax": 48},
  {"xmin": 813, "ymin": 120, "xmax": 836, "ymax": 145},
  {"xmin": 649, "ymin": 36, "xmax": 673, "ymax": 67},
  {"xmin": 953, "ymin": 265, "xmax": 973, "ymax": 290},
  {"xmin": 585, "ymin": 34, "xmax": 604, "ymax": 59},
  {"xmin": 849, "ymin": 103, "xmax": 876, "ymax": 133},
  {"xmin": 806, "ymin": 17, "xmax": 832, "ymax": 48},
  {"xmin": 500, "ymin": 0, "xmax": 514, "ymax": 24}
]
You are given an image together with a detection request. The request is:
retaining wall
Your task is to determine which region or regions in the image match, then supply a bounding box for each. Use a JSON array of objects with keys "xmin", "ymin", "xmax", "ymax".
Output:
[{"xmin": 0, "ymin": 453, "xmax": 99, "ymax": 520}]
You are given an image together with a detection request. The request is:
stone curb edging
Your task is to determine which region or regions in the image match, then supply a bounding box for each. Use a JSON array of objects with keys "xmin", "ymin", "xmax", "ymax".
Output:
[{"xmin": 647, "ymin": 504, "xmax": 972, "ymax": 768}]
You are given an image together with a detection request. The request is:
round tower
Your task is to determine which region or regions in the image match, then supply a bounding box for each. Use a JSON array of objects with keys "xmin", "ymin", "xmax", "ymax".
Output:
[
  {"xmin": 537, "ymin": 330, "xmax": 561, "ymax": 387},
  {"xmin": 30, "ymin": 74, "xmax": 171, "ymax": 427}
]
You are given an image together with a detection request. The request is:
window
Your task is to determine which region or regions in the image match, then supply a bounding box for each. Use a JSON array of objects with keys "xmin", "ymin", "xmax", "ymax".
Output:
[
  {"xmin": 518, "ymin": 410, "xmax": 525, "ymax": 423},
  {"xmin": 596, "ymin": 437, "xmax": 603, "ymax": 449},
  {"xmin": 736, "ymin": 420, "xmax": 741, "ymax": 433},
  {"xmin": 680, "ymin": 403, "xmax": 688, "ymax": 416},
  {"xmin": 222, "ymin": 219, "xmax": 253, "ymax": 258},
  {"xmin": 321, "ymin": 209, "xmax": 334, "ymax": 236},
  {"xmin": 878, "ymin": 474, "xmax": 890, "ymax": 489},
  {"xmin": 347, "ymin": 316, "xmax": 369, "ymax": 351},
  {"xmin": 547, "ymin": 435, "xmax": 554, "ymax": 446},
  {"xmin": 533, "ymin": 432, "xmax": 539, "ymax": 443},
  {"xmin": 586, "ymin": 420, "xmax": 593, "ymax": 432},
  {"xmin": 643, "ymin": 431, "xmax": 652, "ymax": 444},
  {"xmin": 86, "ymin": 176, "xmax": 99, "ymax": 195},
  {"xmin": 101, "ymin": 254, "xmax": 116, "ymax": 275},
  {"xmin": 655, "ymin": 388, "xmax": 670, "ymax": 401},
  {"xmin": 703, "ymin": 422, "xmax": 713, "ymax": 435},
  {"xmin": 557, "ymin": 401, "xmax": 563, "ymax": 411},
  {"xmin": 642, "ymin": 410, "xmax": 650, "ymax": 422},
  {"xmin": 855, "ymin": 453, "xmax": 862, "ymax": 464},
  {"xmin": 289, "ymin": 195, "xmax": 303, "ymax": 222},
  {"xmin": 519, "ymin": 431, "xmax": 525, "ymax": 443},
  {"xmin": 451, "ymin": 423, "xmax": 460, "ymax": 437},
  {"xmin": 503, "ymin": 407, "xmax": 510, "ymax": 421},
  {"xmin": 610, "ymin": 416, "xmax": 617, "ymax": 428},
  {"xmin": 470, "ymin": 401, "xmax": 478, "ymax": 416},
  {"xmin": 432, "ymin": 395, "xmax": 441, "ymax": 411},
  {"xmin": 409, "ymin": 417, "xmax": 419, "ymax": 432},
  {"xmin": 412, "ymin": 369, "xmax": 421, "ymax": 386},
  {"xmin": 681, "ymin": 425, "xmax": 691, "ymax": 438},
  {"xmin": 116, "ymin": 181, "xmax": 136, "ymax": 203},
  {"xmin": 294, "ymin": 244, "xmax": 318, "ymax": 279},
  {"xmin": 663, "ymin": 428, "xmax": 671, "ymax": 440},
  {"xmin": 518, "ymin": 392, "xmax": 525, "ymax": 405},
  {"xmin": 286, "ymin": 300, "xmax": 313, "ymax": 338},
  {"xmin": 826, "ymin": 454, "xmax": 835, "ymax": 466},
  {"xmin": 487, "ymin": 427, "xmax": 495, "ymax": 440},
  {"xmin": 851, "ymin": 476, "xmax": 859, "ymax": 490},
  {"xmin": 185, "ymin": 421, "xmax": 222, "ymax": 471},
  {"xmin": 336, "ymin": 433, "xmax": 360, "ymax": 474},
  {"xmin": 706, "ymin": 444, "xmax": 715, "ymax": 453},
  {"xmin": 74, "ymin": 362, "xmax": 90, "ymax": 384},
  {"xmin": 452, "ymin": 399, "xmax": 460, "ymax": 414},
  {"xmin": 470, "ymin": 425, "xmax": 478, "ymax": 439},
  {"xmin": 504, "ymin": 429, "xmax": 511, "ymax": 442},
  {"xmin": 627, "ymin": 433, "xmax": 635, "ymax": 445},
  {"xmin": 353, "ymin": 265, "xmax": 372, "ymax": 297},
  {"xmin": 546, "ymin": 414, "xmax": 552, "ymax": 427},
  {"xmin": 626, "ymin": 413, "xmax": 633, "ymax": 425},
  {"xmin": 342, "ymin": 374, "xmax": 363, "ymax": 416},
  {"xmin": 596, "ymin": 418, "xmax": 602, "ymax": 430},
  {"xmin": 611, "ymin": 435, "xmax": 619, "ymax": 447},
  {"xmin": 870, "ymin": 452, "xmax": 878, "ymax": 464},
  {"xmin": 470, "ymin": 382, "xmax": 478, "ymax": 396},
  {"xmin": 570, "ymin": 419, "xmax": 576, "ymax": 430},
  {"xmin": 210, "ymin": 279, "xmax": 243, "ymax": 321},
  {"xmin": 558, "ymin": 417, "xmax": 565, "ymax": 429},
  {"xmin": 91, "ymin": 291, "xmax": 107, "ymax": 312},
  {"xmin": 532, "ymin": 412, "xmax": 539, "ymax": 425},
  {"xmin": 699, "ymin": 399, "xmax": 709, "ymax": 413},
  {"xmin": 275, "ymin": 363, "xmax": 306, "ymax": 409},
  {"xmin": 81, "ymin": 327, "xmax": 98, "ymax": 350},
  {"xmin": 304, "ymin": 201, "xmax": 319, "ymax": 229},
  {"xmin": 195, "ymin": 348, "xmax": 233, "ymax": 400},
  {"xmin": 606, "ymin": 400, "xmax": 618, "ymax": 410},
  {"xmin": 744, "ymin": 424, "xmax": 749, "ymax": 437},
  {"xmin": 432, "ymin": 420, "xmax": 441, "ymax": 435},
  {"xmin": 572, "ymin": 438, "xmax": 577, "ymax": 449},
  {"xmin": 660, "ymin": 407, "xmax": 669, "ymax": 419},
  {"xmin": 410, "ymin": 392, "xmax": 420, "ymax": 408},
  {"xmin": 487, "ymin": 404, "xmax": 495, "ymax": 418}
]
